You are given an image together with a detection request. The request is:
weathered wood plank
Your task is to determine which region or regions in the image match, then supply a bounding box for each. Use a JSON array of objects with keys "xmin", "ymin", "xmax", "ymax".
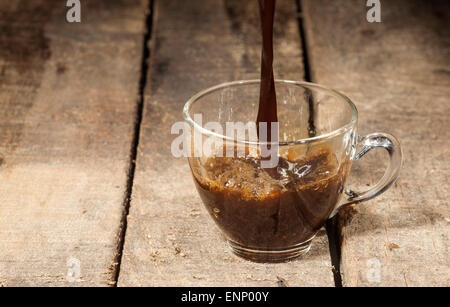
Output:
[
  {"xmin": 118, "ymin": 0, "xmax": 335, "ymax": 286},
  {"xmin": 302, "ymin": 0, "xmax": 450, "ymax": 286},
  {"xmin": 0, "ymin": 0, "xmax": 147, "ymax": 286}
]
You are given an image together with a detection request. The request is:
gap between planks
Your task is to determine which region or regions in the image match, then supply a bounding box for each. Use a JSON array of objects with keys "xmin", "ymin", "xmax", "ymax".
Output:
[
  {"xmin": 297, "ymin": 0, "xmax": 343, "ymax": 287},
  {"xmin": 112, "ymin": 0, "xmax": 155, "ymax": 287}
]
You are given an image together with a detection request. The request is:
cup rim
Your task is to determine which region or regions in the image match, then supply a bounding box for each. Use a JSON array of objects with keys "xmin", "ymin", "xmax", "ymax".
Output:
[{"xmin": 183, "ymin": 79, "xmax": 358, "ymax": 146}]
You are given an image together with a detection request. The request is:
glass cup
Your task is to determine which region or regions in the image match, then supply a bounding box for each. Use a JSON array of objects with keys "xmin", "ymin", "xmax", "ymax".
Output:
[{"xmin": 183, "ymin": 80, "xmax": 402, "ymax": 262}]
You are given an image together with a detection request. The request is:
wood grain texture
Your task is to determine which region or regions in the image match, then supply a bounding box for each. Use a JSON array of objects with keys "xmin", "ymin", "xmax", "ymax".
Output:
[
  {"xmin": 0, "ymin": 0, "xmax": 147, "ymax": 286},
  {"xmin": 118, "ymin": 0, "xmax": 335, "ymax": 286},
  {"xmin": 302, "ymin": 0, "xmax": 450, "ymax": 286}
]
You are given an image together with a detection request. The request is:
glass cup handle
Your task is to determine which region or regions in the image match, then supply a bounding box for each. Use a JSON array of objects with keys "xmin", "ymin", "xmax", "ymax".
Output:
[{"xmin": 340, "ymin": 132, "xmax": 403, "ymax": 209}]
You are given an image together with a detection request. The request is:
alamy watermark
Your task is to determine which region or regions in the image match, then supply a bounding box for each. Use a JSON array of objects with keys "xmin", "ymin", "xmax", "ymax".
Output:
[
  {"xmin": 66, "ymin": 257, "xmax": 81, "ymax": 282},
  {"xmin": 171, "ymin": 114, "xmax": 280, "ymax": 168},
  {"xmin": 366, "ymin": 0, "xmax": 381, "ymax": 23},
  {"xmin": 65, "ymin": 1, "xmax": 380, "ymax": 24},
  {"xmin": 66, "ymin": 0, "xmax": 81, "ymax": 23},
  {"xmin": 366, "ymin": 257, "xmax": 381, "ymax": 283},
  {"xmin": 65, "ymin": 1, "xmax": 381, "ymax": 24}
]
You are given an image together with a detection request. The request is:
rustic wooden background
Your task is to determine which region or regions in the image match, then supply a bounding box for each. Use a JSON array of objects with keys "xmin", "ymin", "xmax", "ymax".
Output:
[{"xmin": 0, "ymin": 0, "xmax": 448, "ymax": 287}]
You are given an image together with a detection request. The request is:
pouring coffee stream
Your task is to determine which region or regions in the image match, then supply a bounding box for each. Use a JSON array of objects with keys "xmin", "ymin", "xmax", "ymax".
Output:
[
  {"xmin": 256, "ymin": 0, "xmax": 316, "ymax": 144},
  {"xmin": 256, "ymin": 0, "xmax": 278, "ymax": 143},
  {"xmin": 256, "ymin": 0, "xmax": 284, "ymax": 236}
]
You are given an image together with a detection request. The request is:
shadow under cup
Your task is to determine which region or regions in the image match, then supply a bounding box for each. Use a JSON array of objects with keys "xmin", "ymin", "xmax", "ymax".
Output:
[{"xmin": 183, "ymin": 80, "xmax": 397, "ymax": 262}]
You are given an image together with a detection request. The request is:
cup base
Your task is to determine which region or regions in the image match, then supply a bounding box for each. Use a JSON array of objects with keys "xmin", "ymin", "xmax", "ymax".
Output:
[{"xmin": 227, "ymin": 239, "xmax": 313, "ymax": 263}]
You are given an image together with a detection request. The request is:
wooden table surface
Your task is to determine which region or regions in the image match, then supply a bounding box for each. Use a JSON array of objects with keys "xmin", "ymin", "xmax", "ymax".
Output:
[{"xmin": 0, "ymin": 0, "xmax": 448, "ymax": 287}]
